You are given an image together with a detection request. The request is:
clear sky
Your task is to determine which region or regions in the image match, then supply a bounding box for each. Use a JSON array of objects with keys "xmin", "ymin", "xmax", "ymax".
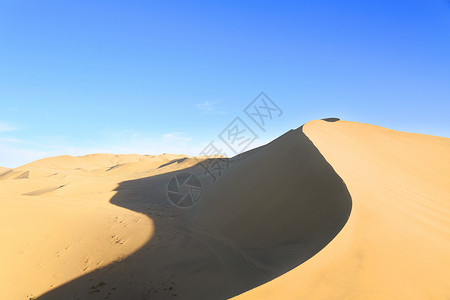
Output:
[{"xmin": 1, "ymin": 0, "xmax": 449, "ymax": 168}]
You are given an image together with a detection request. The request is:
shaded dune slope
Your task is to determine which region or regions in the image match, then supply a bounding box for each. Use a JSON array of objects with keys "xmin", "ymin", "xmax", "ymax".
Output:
[{"xmin": 39, "ymin": 126, "xmax": 352, "ymax": 299}]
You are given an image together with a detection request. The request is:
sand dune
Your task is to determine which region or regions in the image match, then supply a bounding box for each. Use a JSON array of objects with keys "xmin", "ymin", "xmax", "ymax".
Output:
[
  {"xmin": 0, "ymin": 153, "xmax": 201, "ymax": 299},
  {"xmin": 235, "ymin": 120, "xmax": 450, "ymax": 299},
  {"xmin": 0, "ymin": 119, "xmax": 449, "ymax": 299}
]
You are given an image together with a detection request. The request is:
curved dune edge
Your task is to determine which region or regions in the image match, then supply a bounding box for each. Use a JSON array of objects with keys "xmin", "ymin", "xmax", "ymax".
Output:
[
  {"xmin": 233, "ymin": 120, "xmax": 450, "ymax": 299},
  {"xmin": 36, "ymin": 123, "xmax": 352, "ymax": 299},
  {"xmin": 182, "ymin": 125, "xmax": 352, "ymax": 298}
]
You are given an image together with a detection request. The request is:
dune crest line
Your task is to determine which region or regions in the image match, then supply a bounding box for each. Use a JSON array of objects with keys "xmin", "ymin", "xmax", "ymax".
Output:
[{"xmin": 30, "ymin": 123, "xmax": 352, "ymax": 299}]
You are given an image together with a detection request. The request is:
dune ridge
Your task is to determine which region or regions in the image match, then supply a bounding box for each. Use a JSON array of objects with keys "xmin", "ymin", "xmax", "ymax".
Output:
[
  {"xmin": 235, "ymin": 120, "xmax": 450, "ymax": 299},
  {"xmin": 34, "ymin": 124, "xmax": 351, "ymax": 299}
]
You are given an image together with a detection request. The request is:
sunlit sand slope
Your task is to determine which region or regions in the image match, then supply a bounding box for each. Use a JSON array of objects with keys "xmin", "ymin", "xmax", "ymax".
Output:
[{"xmin": 235, "ymin": 119, "xmax": 450, "ymax": 299}]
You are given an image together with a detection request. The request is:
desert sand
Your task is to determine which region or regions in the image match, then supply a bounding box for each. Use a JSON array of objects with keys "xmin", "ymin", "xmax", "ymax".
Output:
[
  {"xmin": 0, "ymin": 167, "xmax": 10, "ymax": 174},
  {"xmin": 0, "ymin": 119, "xmax": 449, "ymax": 299}
]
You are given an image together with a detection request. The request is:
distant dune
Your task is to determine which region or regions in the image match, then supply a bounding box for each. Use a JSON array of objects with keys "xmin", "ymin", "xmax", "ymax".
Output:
[
  {"xmin": 0, "ymin": 167, "xmax": 10, "ymax": 174},
  {"xmin": 0, "ymin": 119, "xmax": 449, "ymax": 299}
]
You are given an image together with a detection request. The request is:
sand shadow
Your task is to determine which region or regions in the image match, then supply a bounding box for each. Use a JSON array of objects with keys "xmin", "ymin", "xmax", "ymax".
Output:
[
  {"xmin": 39, "ymin": 125, "xmax": 352, "ymax": 300},
  {"xmin": 321, "ymin": 118, "xmax": 340, "ymax": 122}
]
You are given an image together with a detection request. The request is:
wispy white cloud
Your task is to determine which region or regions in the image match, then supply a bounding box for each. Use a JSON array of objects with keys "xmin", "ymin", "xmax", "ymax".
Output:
[
  {"xmin": 162, "ymin": 132, "xmax": 192, "ymax": 145},
  {"xmin": 0, "ymin": 142, "xmax": 47, "ymax": 168},
  {"xmin": 0, "ymin": 121, "xmax": 17, "ymax": 133},
  {"xmin": 196, "ymin": 100, "xmax": 226, "ymax": 114},
  {"xmin": 114, "ymin": 132, "xmax": 196, "ymax": 155},
  {"xmin": 0, "ymin": 137, "xmax": 23, "ymax": 143}
]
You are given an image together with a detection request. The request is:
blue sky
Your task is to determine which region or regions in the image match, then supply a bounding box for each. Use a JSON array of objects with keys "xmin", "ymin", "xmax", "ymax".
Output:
[{"xmin": 1, "ymin": 0, "xmax": 449, "ymax": 168}]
